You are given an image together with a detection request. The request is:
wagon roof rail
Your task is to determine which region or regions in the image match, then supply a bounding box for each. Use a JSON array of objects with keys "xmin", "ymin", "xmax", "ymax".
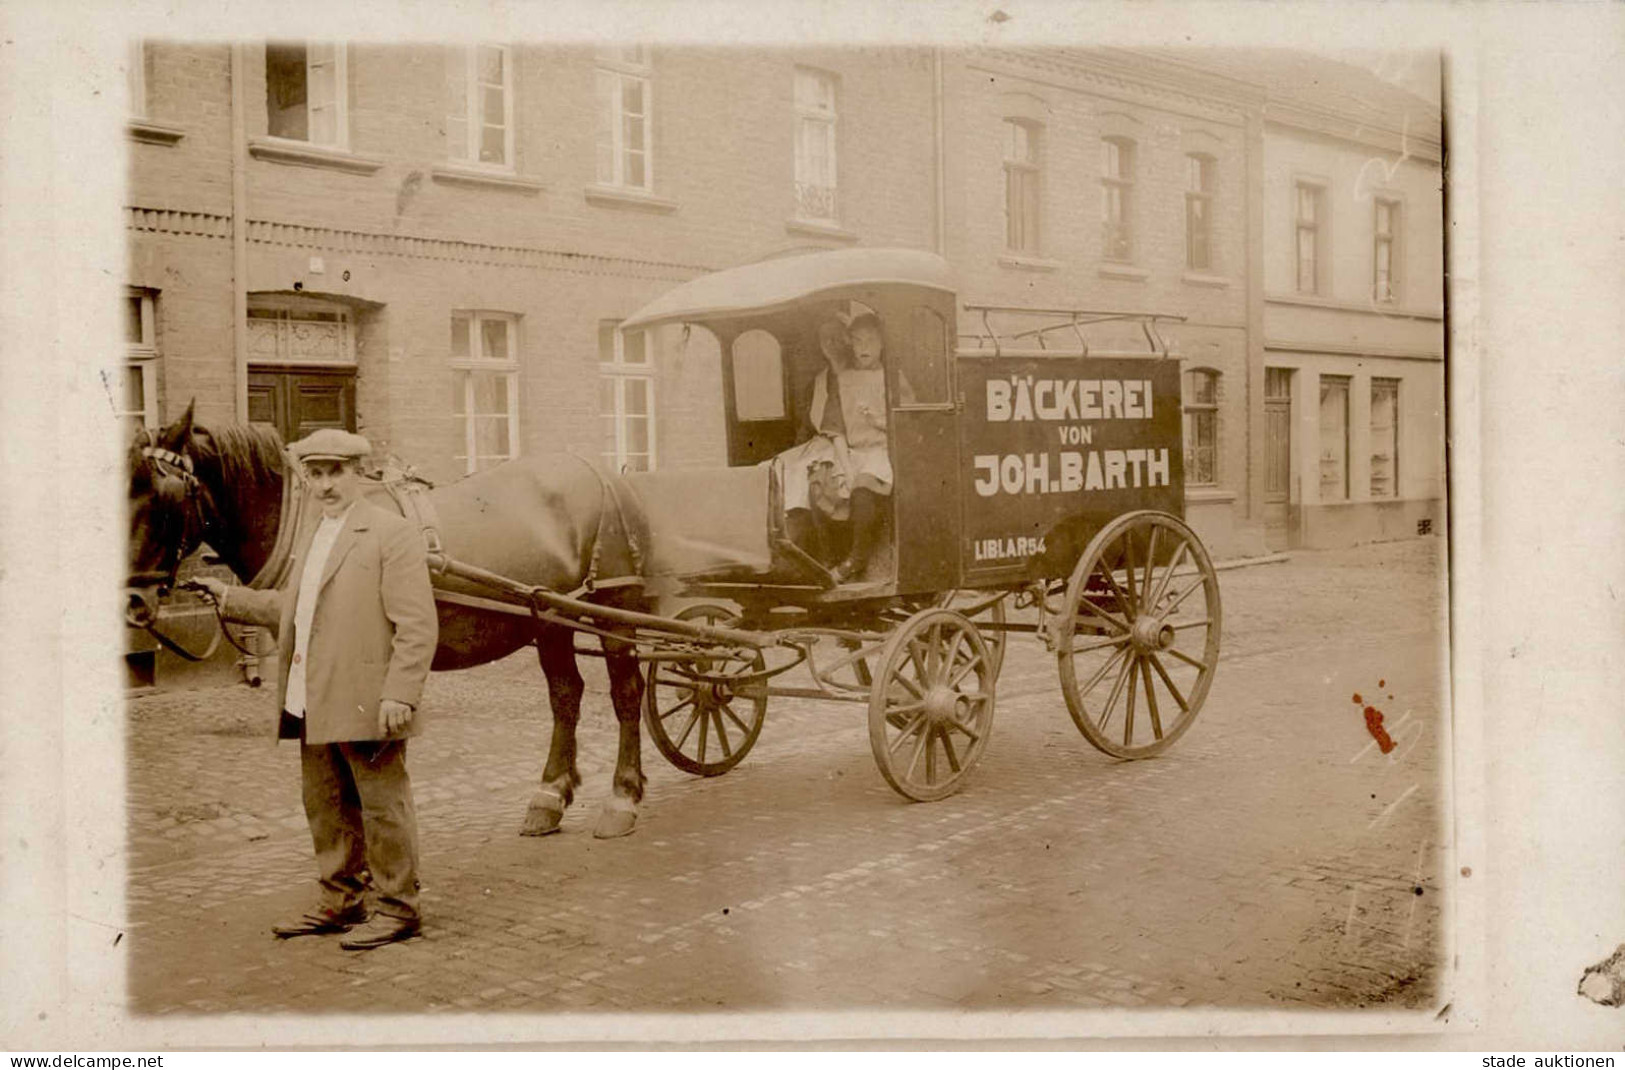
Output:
[{"xmin": 958, "ymin": 304, "xmax": 1187, "ymax": 358}]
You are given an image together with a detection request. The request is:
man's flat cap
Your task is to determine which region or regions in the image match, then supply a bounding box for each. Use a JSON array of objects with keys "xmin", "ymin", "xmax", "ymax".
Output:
[{"xmin": 290, "ymin": 428, "xmax": 371, "ymax": 462}]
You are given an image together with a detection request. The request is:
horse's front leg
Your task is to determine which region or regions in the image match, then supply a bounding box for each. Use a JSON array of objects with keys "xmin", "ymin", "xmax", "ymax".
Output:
[
  {"xmin": 521, "ymin": 624, "xmax": 585, "ymax": 837},
  {"xmin": 593, "ymin": 630, "xmax": 646, "ymax": 839}
]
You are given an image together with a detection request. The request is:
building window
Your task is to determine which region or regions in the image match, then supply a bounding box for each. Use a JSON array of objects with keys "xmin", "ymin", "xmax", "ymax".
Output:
[
  {"xmin": 793, "ymin": 67, "xmax": 838, "ymax": 222},
  {"xmin": 122, "ymin": 290, "xmax": 159, "ymax": 433},
  {"xmin": 1102, "ymin": 138, "xmax": 1136, "ymax": 263},
  {"xmin": 596, "ymin": 47, "xmax": 652, "ymax": 191},
  {"xmin": 451, "ymin": 312, "xmax": 520, "ymax": 474},
  {"xmin": 599, "ymin": 321, "xmax": 655, "ymax": 472},
  {"xmin": 266, "ymin": 42, "xmax": 347, "ymax": 147},
  {"xmin": 1003, "ymin": 120, "xmax": 1040, "ymax": 255},
  {"xmin": 446, "ymin": 45, "xmax": 513, "ymax": 169},
  {"xmin": 1318, "ymin": 375, "xmax": 1350, "ymax": 502},
  {"xmin": 1182, "ymin": 369, "xmax": 1219, "ymax": 486},
  {"xmin": 1371, "ymin": 378, "xmax": 1400, "ymax": 498},
  {"xmin": 1374, "ymin": 198, "xmax": 1400, "ymax": 303},
  {"xmin": 128, "ymin": 40, "xmax": 147, "ymax": 118},
  {"xmin": 1185, "ymin": 154, "xmax": 1214, "ymax": 271},
  {"xmin": 1295, "ymin": 182, "xmax": 1324, "ymax": 294}
]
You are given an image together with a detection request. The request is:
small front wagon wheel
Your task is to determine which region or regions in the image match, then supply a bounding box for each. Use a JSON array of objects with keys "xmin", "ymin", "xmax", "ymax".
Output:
[
  {"xmin": 1057, "ymin": 511, "xmax": 1221, "ymax": 759},
  {"xmin": 643, "ymin": 604, "xmax": 767, "ymax": 777},
  {"xmin": 868, "ymin": 608, "xmax": 997, "ymax": 802}
]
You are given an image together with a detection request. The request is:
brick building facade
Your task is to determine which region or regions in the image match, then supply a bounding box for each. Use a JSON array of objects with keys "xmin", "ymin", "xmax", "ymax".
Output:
[{"xmin": 125, "ymin": 43, "xmax": 1440, "ymax": 561}]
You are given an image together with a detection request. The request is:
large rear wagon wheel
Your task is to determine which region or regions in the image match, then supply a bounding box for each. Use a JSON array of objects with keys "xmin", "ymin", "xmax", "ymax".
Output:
[
  {"xmin": 868, "ymin": 608, "xmax": 997, "ymax": 802},
  {"xmin": 643, "ymin": 604, "xmax": 767, "ymax": 777},
  {"xmin": 1056, "ymin": 511, "xmax": 1221, "ymax": 759}
]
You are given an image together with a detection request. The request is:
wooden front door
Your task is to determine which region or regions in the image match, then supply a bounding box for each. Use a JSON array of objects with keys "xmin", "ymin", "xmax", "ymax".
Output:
[
  {"xmin": 247, "ymin": 367, "xmax": 357, "ymax": 444},
  {"xmin": 1264, "ymin": 367, "xmax": 1293, "ymax": 550}
]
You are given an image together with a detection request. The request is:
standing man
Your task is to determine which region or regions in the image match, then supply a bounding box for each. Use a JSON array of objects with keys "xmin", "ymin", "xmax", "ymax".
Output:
[{"xmin": 197, "ymin": 429, "xmax": 438, "ymax": 950}]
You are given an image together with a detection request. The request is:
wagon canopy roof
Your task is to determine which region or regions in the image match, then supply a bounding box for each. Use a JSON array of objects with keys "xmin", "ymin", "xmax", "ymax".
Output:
[{"xmin": 620, "ymin": 247, "xmax": 957, "ymax": 331}]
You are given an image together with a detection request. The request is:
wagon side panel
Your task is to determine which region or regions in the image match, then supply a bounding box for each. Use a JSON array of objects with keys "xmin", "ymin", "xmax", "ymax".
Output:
[{"xmin": 957, "ymin": 356, "xmax": 1185, "ymax": 586}]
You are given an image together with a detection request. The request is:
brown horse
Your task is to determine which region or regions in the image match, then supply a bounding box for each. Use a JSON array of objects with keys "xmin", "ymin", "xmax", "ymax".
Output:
[{"xmin": 125, "ymin": 402, "xmax": 650, "ymax": 838}]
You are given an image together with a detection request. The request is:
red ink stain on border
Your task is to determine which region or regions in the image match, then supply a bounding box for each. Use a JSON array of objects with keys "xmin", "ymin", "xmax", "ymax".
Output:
[
  {"xmin": 1352, "ymin": 692, "xmax": 1363, "ymax": 705},
  {"xmin": 1364, "ymin": 705, "xmax": 1396, "ymax": 753}
]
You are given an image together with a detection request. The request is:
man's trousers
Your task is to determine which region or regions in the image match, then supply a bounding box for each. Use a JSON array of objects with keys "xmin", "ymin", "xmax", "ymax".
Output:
[{"xmin": 299, "ymin": 737, "xmax": 421, "ymax": 922}]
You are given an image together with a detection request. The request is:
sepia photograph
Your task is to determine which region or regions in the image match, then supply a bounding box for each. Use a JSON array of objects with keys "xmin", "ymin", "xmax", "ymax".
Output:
[
  {"xmin": 5, "ymin": 0, "xmax": 1625, "ymax": 1053},
  {"xmin": 117, "ymin": 33, "xmax": 1449, "ymax": 1019}
]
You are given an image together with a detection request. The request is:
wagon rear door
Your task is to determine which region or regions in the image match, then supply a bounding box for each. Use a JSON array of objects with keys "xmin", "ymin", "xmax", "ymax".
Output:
[{"xmin": 889, "ymin": 301, "xmax": 961, "ymax": 590}]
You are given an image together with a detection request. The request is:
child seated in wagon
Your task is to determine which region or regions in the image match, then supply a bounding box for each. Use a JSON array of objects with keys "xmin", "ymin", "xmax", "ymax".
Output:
[{"xmin": 776, "ymin": 310, "xmax": 913, "ymax": 584}]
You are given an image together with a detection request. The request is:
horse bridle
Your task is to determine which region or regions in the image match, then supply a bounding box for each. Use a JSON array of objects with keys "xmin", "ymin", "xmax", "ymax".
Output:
[{"xmin": 128, "ymin": 433, "xmax": 256, "ymax": 662}]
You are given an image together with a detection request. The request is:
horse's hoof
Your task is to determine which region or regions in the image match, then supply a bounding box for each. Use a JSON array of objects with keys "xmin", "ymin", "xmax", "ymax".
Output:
[
  {"xmin": 520, "ymin": 790, "xmax": 566, "ymax": 837},
  {"xmin": 592, "ymin": 797, "xmax": 638, "ymax": 839}
]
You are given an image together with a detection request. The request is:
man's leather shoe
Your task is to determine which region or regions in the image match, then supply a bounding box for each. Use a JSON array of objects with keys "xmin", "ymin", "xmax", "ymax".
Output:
[
  {"xmin": 339, "ymin": 914, "xmax": 421, "ymax": 951},
  {"xmin": 271, "ymin": 904, "xmax": 367, "ymax": 938}
]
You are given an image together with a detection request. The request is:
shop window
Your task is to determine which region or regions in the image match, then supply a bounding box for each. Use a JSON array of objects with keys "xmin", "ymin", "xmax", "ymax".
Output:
[
  {"xmin": 1371, "ymin": 378, "xmax": 1400, "ymax": 497},
  {"xmin": 1182, "ymin": 368, "xmax": 1219, "ymax": 486},
  {"xmin": 599, "ymin": 320, "xmax": 656, "ymax": 472},
  {"xmin": 451, "ymin": 311, "xmax": 520, "ymax": 473},
  {"xmin": 1318, "ymin": 375, "xmax": 1350, "ymax": 501}
]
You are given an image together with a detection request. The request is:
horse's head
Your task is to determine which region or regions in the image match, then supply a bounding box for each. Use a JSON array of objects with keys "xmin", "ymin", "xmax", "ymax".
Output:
[{"xmin": 126, "ymin": 401, "xmax": 214, "ymax": 622}]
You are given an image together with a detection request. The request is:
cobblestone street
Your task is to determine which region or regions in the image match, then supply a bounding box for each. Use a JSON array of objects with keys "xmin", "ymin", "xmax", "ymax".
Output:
[{"xmin": 124, "ymin": 537, "xmax": 1451, "ymax": 1017}]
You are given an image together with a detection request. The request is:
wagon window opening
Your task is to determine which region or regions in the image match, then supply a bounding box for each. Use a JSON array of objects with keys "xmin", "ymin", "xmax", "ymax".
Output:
[
  {"xmin": 731, "ymin": 329, "xmax": 786, "ymax": 422},
  {"xmin": 906, "ymin": 306, "xmax": 950, "ymax": 406}
]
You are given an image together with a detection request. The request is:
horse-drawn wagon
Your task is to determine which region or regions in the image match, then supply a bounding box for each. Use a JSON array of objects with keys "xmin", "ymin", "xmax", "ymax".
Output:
[
  {"xmin": 127, "ymin": 246, "xmax": 1221, "ymax": 832},
  {"xmin": 425, "ymin": 247, "xmax": 1221, "ymax": 802}
]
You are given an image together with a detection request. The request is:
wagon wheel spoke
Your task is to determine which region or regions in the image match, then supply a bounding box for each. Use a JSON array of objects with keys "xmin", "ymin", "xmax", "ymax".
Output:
[
  {"xmin": 1076, "ymin": 595, "xmax": 1131, "ymax": 635},
  {"xmin": 1147, "ymin": 652, "xmax": 1191, "ymax": 714},
  {"xmin": 946, "ymin": 716, "xmax": 981, "ymax": 745},
  {"xmin": 1070, "ymin": 633, "xmax": 1132, "ymax": 656},
  {"xmin": 1123, "ymin": 653, "xmax": 1139, "ymax": 747},
  {"xmin": 695, "ymin": 705, "xmax": 710, "ymax": 764},
  {"xmin": 1164, "ymin": 645, "xmax": 1209, "ymax": 672},
  {"xmin": 1096, "ymin": 648, "xmax": 1135, "ymax": 734},
  {"xmin": 1123, "ymin": 535, "xmax": 1139, "ymax": 615},
  {"xmin": 658, "ymin": 694, "xmax": 698, "ymax": 722},
  {"xmin": 939, "ymin": 728, "xmax": 962, "ymax": 775},
  {"xmin": 1148, "ymin": 541, "xmax": 1190, "ymax": 609},
  {"xmin": 1141, "ymin": 525, "xmax": 1160, "ymax": 616},
  {"xmin": 1095, "ymin": 556, "xmax": 1133, "ymax": 618},
  {"xmin": 722, "ymin": 704, "xmax": 754, "ymax": 736},
  {"xmin": 1076, "ymin": 644, "xmax": 1132, "ymax": 698},
  {"xmin": 1140, "ymin": 656, "xmax": 1163, "ymax": 740},
  {"xmin": 949, "ymin": 652, "xmax": 985, "ymax": 689},
  {"xmin": 905, "ymin": 728, "xmax": 930, "ymax": 781},
  {"xmin": 1160, "ymin": 577, "xmax": 1207, "ymax": 616},
  {"xmin": 924, "ymin": 728, "xmax": 938, "ymax": 784},
  {"xmin": 673, "ymin": 704, "xmax": 703, "ymax": 748},
  {"xmin": 1169, "ymin": 618, "xmax": 1212, "ymax": 631},
  {"xmin": 887, "ymin": 713, "xmax": 928, "ymax": 756},
  {"xmin": 711, "ymin": 708, "xmax": 734, "ymax": 758}
]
